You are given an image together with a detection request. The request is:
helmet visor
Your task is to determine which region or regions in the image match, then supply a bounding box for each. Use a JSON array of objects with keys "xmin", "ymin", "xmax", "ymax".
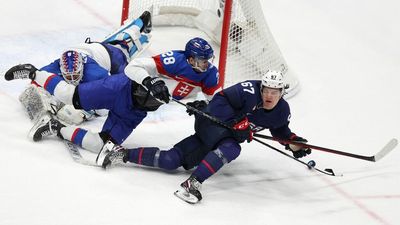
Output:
[{"xmin": 192, "ymin": 55, "xmax": 214, "ymax": 73}]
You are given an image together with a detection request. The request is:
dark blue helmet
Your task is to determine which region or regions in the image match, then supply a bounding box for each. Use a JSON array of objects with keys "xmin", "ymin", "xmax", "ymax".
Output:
[{"xmin": 184, "ymin": 37, "xmax": 214, "ymax": 60}]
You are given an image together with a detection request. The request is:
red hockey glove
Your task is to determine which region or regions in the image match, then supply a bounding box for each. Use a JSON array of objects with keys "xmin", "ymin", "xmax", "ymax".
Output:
[{"xmin": 232, "ymin": 116, "xmax": 253, "ymax": 143}]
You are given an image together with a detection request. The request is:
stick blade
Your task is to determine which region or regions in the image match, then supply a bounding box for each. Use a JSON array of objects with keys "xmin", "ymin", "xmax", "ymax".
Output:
[{"xmin": 373, "ymin": 138, "xmax": 398, "ymax": 162}]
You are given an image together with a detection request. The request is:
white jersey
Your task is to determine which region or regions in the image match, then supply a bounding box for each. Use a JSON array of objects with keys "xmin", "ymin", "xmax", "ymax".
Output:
[{"xmin": 68, "ymin": 43, "xmax": 112, "ymax": 72}]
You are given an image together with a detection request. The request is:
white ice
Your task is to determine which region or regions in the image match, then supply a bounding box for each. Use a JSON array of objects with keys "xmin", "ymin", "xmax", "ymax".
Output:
[{"xmin": 0, "ymin": 0, "xmax": 399, "ymax": 225}]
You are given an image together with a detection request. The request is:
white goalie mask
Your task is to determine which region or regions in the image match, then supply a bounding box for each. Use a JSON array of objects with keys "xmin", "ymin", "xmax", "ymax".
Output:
[
  {"xmin": 261, "ymin": 70, "xmax": 288, "ymax": 96},
  {"xmin": 60, "ymin": 50, "xmax": 84, "ymax": 86}
]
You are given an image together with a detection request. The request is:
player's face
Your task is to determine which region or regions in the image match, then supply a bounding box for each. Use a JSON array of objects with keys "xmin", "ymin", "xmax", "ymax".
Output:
[
  {"xmin": 189, "ymin": 57, "xmax": 211, "ymax": 73},
  {"xmin": 62, "ymin": 70, "xmax": 83, "ymax": 86},
  {"xmin": 261, "ymin": 87, "xmax": 282, "ymax": 110}
]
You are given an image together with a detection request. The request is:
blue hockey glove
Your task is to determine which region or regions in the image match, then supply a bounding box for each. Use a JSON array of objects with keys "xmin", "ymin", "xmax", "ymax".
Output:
[
  {"xmin": 285, "ymin": 135, "xmax": 311, "ymax": 158},
  {"xmin": 142, "ymin": 77, "xmax": 170, "ymax": 103},
  {"xmin": 186, "ymin": 100, "xmax": 208, "ymax": 116},
  {"xmin": 232, "ymin": 116, "xmax": 253, "ymax": 143}
]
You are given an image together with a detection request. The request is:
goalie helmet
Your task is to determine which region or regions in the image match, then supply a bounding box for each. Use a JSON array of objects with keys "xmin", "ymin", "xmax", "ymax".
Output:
[
  {"xmin": 261, "ymin": 70, "xmax": 288, "ymax": 95},
  {"xmin": 60, "ymin": 50, "xmax": 84, "ymax": 85},
  {"xmin": 185, "ymin": 37, "xmax": 214, "ymax": 72}
]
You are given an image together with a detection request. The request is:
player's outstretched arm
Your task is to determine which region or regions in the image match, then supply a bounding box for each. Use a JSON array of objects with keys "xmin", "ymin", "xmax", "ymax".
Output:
[{"xmin": 124, "ymin": 58, "xmax": 158, "ymax": 84}]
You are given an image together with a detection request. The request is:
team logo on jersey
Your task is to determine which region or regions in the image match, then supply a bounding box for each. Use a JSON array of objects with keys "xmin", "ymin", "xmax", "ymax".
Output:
[{"xmin": 172, "ymin": 82, "xmax": 195, "ymax": 100}]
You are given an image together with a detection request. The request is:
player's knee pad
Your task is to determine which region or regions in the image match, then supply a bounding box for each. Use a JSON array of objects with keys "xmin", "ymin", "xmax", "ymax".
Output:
[
  {"xmin": 191, "ymin": 141, "xmax": 240, "ymax": 181},
  {"xmin": 217, "ymin": 139, "xmax": 242, "ymax": 163},
  {"xmin": 158, "ymin": 147, "xmax": 183, "ymax": 170},
  {"xmin": 200, "ymin": 139, "xmax": 241, "ymax": 171}
]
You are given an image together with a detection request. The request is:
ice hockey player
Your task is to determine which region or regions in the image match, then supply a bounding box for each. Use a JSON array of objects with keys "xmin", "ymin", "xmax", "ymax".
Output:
[
  {"xmin": 3, "ymin": 37, "xmax": 219, "ymax": 155},
  {"xmin": 15, "ymin": 11, "xmax": 153, "ymax": 125},
  {"xmin": 124, "ymin": 37, "xmax": 220, "ymax": 100},
  {"xmin": 96, "ymin": 70, "xmax": 312, "ymax": 204}
]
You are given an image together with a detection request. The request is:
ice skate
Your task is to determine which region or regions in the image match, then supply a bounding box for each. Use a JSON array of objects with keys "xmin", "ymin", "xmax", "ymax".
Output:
[
  {"xmin": 174, "ymin": 176, "xmax": 202, "ymax": 204},
  {"xmin": 96, "ymin": 141, "xmax": 127, "ymax": 168},
  {"xmin": 4, "ymin": 64, "xmax": 37, "ymax": 81},
  {"xmin": 29, "ymin": 114, "xmax": 65, "ymax": 142}
]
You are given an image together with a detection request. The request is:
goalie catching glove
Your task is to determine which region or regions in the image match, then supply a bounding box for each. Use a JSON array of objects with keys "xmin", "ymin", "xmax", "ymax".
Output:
[
  {"xmin": 285, "ymin": 135, "xmax": 312, "ymax": 158},
  {"xmin": 142, "ymin": 77, "xmax": 170, "ymax": 103},
  {"xmin": 56, "ymin": 105, "xmax": 97, "ymax": 125}
]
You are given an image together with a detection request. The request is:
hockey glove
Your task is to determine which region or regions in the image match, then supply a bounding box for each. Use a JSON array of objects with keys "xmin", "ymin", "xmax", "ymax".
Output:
[
  {"xmin": 5, "ymin": 64, "xmax": 37, "ymax": 81},
  {"xmin": 56, "ymin": 105, "xmax": 97, "ymax": 125},
  {"xmin": 142, "ymin": 77, "xmax": 170, "ymax": 103},
  {"xmin": 232, "ymin": 116, "xmax": 253, "ymax": 143},
  {"xmin": 186, "ymin": 100, "xmax": 208, "ymax": 116},
  {"xmin": 285, "ymin": 135, "xmax": 312, "ymax": 158}
]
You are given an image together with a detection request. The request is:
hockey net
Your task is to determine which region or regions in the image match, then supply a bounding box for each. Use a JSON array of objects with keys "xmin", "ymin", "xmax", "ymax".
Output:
[{"xmin": 121, "ymin": 0, "xmax": 299, "ymax": 98}]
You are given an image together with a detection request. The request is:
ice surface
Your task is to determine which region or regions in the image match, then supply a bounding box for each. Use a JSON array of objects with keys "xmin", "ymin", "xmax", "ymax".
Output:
[{"xmin": 0, "ymin": 0, "xmax": 399, "ymax": 225}]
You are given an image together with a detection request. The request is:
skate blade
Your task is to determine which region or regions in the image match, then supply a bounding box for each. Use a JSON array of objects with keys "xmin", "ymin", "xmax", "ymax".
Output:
[{"xmin": 174, "ymin": 189, "xmax": 199, "ymax": 204}]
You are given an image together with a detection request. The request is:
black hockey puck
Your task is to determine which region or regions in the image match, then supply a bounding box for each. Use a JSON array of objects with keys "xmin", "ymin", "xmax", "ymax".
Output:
[{"xmin": 307, "ymin": 160, "xmax": 316, "ymax": 169}]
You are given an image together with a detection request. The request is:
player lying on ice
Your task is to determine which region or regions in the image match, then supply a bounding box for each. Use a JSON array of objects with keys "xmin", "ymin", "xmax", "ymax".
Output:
[
  {"xmin": 95, "ymin": 70, "xmax": 312, "ymax": 204},
  {"xmin": 14, "ymin": 11, "xmax": 152, "ymax": 125},
  {"xmin": 4, "ymin": 37, "xmax": 220, "ymax": 155}
]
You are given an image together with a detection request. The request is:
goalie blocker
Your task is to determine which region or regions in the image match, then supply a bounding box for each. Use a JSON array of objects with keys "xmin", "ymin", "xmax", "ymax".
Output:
[{"xmin": 19, "ymin": 84, "xmax": 100, "ymax": 125}]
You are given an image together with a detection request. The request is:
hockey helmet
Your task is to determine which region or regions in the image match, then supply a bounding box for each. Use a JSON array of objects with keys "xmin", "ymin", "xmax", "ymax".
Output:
[
  {"xmin": 184, "ymin": 37, "xmax": 214, "ymax": 60},
  {"xmin": 261, "ymin": 70, "xmax": 288, "ymax": 95},
  {"xmin": 60, "ymin": 50, "xmax": 84, "ymax": 85},
  {"xmin": 184, "ymin": 37, "xmax": 214, "ymax": 72}
]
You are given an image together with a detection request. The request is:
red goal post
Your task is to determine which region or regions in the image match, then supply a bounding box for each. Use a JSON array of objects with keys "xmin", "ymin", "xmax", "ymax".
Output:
[{"xmin": 121, "ymin": 0, "xmax": 299, "ymax": 97}]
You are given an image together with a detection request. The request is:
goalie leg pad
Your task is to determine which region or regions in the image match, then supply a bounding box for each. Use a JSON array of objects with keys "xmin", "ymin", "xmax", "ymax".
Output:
[
  {"xmin": 103, "ymin": 19, "xmax": 151, "ymax": 59},
  {"xmin": 103, "ymin": 17, "xmax": 143, "ymax": 44}
]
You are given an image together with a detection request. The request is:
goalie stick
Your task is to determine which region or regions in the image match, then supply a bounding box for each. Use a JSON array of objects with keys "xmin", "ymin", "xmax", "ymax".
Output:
[
  {"xmin": 253, "ymin": 133, "xmax": 398, "ymax": 162},
  {"xmin": 63, "ymin": 140, "xmax": 99, "ymax": 167}
]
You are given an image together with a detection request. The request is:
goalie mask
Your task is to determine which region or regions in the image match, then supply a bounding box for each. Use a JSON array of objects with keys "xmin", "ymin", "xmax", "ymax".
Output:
[
  {"xmin": 60, "ymin": 50, "xmax": 84, "ymax": 85},
  {"xmin": 261, "ymin": 70, "xmax": 288, "ymax": 96},
  {"xmin": 185, "ymin": 37, "xmax": 214, "ymax": 73}
]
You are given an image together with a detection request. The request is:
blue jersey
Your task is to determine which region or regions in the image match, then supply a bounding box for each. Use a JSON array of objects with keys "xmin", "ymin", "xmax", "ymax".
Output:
[
  {"xmin": 40, "ymin": 56, "xmax": 110, "ymax": 83},
  {"xmin": 152, "ymin": 50, "xmax": 219, "ymax": 98},
  {"xmin": 207, "ymin": 80, "xmax": 293, "ymax": 140},
  {"xmin": 77, "ymin": 74, "xmax": 147, "ymax": 144}
]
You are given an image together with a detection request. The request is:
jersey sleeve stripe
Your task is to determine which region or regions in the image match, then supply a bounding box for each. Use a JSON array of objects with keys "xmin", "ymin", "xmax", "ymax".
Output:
[{"xmin": 43, "ymin": 74, "xmax": 63, "ymax": 95}]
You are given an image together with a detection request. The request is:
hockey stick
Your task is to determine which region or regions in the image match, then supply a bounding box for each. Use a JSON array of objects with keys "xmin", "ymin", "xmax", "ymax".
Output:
[
  {"xmin": 172, "ymin": 98, "xmax": 231, "ymax": 129},
  {"xmin": 252, "ymin": 137, "xmax": 338, "ymax": 176},
  {"xmin": 253, "ymin": 133, "xmax": 398, "ymax": 162},
  {"xmin": 172, "ymin": 98, "xmax": 338, "ymax": 176}
]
